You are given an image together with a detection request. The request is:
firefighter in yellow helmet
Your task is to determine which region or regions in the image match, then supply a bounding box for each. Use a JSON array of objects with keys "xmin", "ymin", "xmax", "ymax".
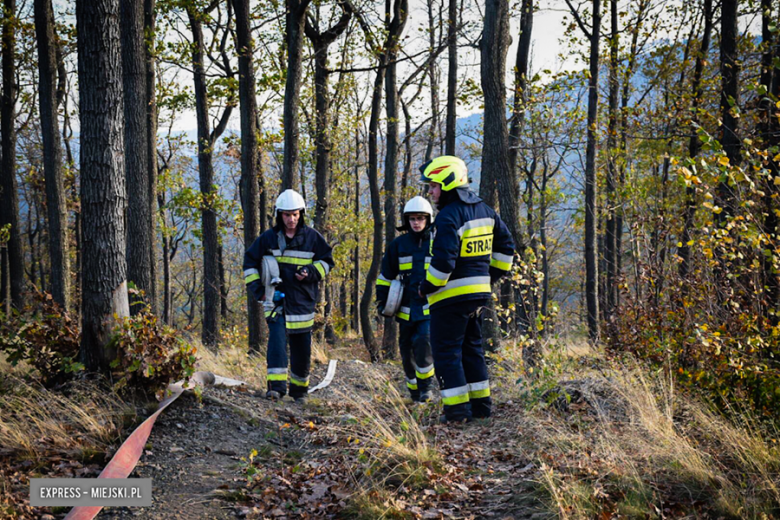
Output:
[{"xmin": 417, "ymin": 156, "xmax": 515, "ymax": 423}]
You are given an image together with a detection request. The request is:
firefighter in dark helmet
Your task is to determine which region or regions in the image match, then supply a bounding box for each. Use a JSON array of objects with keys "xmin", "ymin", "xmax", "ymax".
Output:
[
  {"xmin": 418, "ymin": 156, "xmax": 515, "ymax": 423},
  {"xmin": 377, "ymin": 196, "xmax": 437, "ymax": 402},
  {"xmin": 243, "ymin": 189, "xmax": 334, "ymax": 402}
]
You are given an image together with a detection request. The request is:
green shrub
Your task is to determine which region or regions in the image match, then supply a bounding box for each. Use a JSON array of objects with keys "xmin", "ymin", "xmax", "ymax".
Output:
[
  {"xmin": 108, "ymin": 309, "xmax": 198, "ymax": 397},
  {"xmin": 0, "ymin": 293, "xmax": 197, "ymax": 396},
  {"xmin": 0, "ymin": 292, "xmax": 83, "ymax": 387}
]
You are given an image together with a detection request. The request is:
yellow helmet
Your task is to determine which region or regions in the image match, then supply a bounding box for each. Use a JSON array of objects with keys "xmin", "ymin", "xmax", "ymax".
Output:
[{"xmin": 418, "ymin": 155, "xmax": 469, "ymax": 191}]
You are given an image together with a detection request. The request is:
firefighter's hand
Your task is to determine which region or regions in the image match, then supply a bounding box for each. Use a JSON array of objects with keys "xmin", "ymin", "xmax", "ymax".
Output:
[{"xmin": 295, "ymin": 267, "xmax": 308, "ymax": 281}]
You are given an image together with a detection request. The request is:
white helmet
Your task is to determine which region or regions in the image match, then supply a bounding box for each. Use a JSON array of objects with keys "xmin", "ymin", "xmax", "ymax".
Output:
[
  {"xmin": 403, "ymin": 196, "xmax": 433, "ymax": 217},
  {"xmin": 275, "ymin": 189, "xmax": 306, "ymax": 213}
]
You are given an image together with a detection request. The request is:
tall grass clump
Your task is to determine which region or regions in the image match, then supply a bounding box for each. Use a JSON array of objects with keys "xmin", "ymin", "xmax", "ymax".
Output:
[
  {"xmin": 338, "ymin": 368, "xmax": 440, "ymax": 488},
  {"xmin": 0, "ymin": 377, "xmax": 134, "ymax": 461},
  {"xmin": 534, "ymin": 360, "xmax": 780, "ymax": 518}
]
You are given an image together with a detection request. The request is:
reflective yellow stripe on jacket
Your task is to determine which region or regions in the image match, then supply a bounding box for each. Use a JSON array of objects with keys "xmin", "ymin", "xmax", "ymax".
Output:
[
  {"xmin": 426, "ymin": 276, "xmax": 491, "ymax": 306},
  {"xmin": 376, "ymin": 274, "xmax": 392, "ymax": 287},
  {"xmin": 398, "ymin": 256, "xmax": 413, "ymax": 271},
  {"xmin": 272, "ymin": 249, "xmax": 315, "ymax": 266},
  {"xmin": 426, "ymin": 265, "xmax": 450, "ymax": 287},
  {"xmin": 314, "ymin": 260, "xmax": 330, "ymax": 278},
  {"xmin": 490, "ymin": 252, "xmax": 513, "ymax": 272},
  {"xmin": 286, "ymin": 312, "xmax": 315, "ymax": 330},
  {"xmin": 244, "ymin": 268, "xmax": 260, "ymax": 284}
]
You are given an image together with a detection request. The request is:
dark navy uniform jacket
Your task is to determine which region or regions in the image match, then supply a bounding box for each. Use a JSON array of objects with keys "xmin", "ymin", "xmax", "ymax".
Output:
[
  {"xmin": 376, "ymin": 229, "xmax": 432, "ymax": 323},
  {"xmin": 243, "ymin": 224, "xmax": 334, "ymax": 334},
  {"xmin": 419, "ymin": 189, "xmax": 515, "ymax": 310}
]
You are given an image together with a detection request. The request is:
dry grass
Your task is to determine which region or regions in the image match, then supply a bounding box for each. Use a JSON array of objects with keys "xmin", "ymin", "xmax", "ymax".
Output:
[
  {"xmin": 332, "ymin": 366, "xmax": 441, "ymax": 515},
  {"xmin": 531, "ymin": 359, "xmax": 780, "ymax": 518},
  {"xmin": 196, "ymin": 341, "xmax": 266, "ymax": 388},
  {"xmin": 343, "ymin": 488, "xmax": 414, "ymax": 519},
  {"xmin": 0, "ymin": 352, "xmax": 33, "ymax": 378},
  {"xmin": 0, "ymin": 376, "xmax": 134, "ymax": 461},
  {"xmin": 311, "ymin": 338, "xmax": 329, "ymax": 365}
]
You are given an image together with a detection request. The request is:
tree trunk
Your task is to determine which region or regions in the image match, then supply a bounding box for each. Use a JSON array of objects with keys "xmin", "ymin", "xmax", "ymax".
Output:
[
  {"xmin": 339, "ymin": 279, "xmax": 348, "ymax": 322},
  {"xmin": 258, "ymin": 142, "xmax": 269, "ymax": 233},
  {"xmin": 616, "ymin": 0, "xmax": 648, "ymax": 312},
  {"xmin": 718, "ymin": 0, "xmax": 739, "ymax": 220},
  {"xmin": 582, "ymin": 0, "xmax": 601, "ymax": 342},
  {"xmin": 1, "ymin": 0, "xmax": 24, "ymax": 308},
  {"xmin": 444, "ymin": 0, "xmax": 457, "ymax": 155},
  {"xmin": 604, "ymin": 0, "xmax": 618, "ymax": 322},
  {"xmin": 679, "ymin": 0, "xmax": 713, "ymax": 279},
  {"xmin": 482, "ymin": 0, "xmax": 528, "ymax": 351},
  {"xmin": 34, "ymin": 0, "xmax": 70, "ymax": 309},
  {"xmin": 424, "ymin": 0, "xmax": 439, "ymax": 162},
  {"xmin": 122, "ymin": 0, "xmax": 154, "ymax": 314},
  {"xmin": 63, "ymin": 77, "xmax": 80, "ymax": 315},
  {"xmin": 232, "ymin": 0, "xmax": 263, "ymax": 352},
  {"xmin": 481, "ymin": 0, "xmax": 520, "ymax": 246},
  {"xmin": 382, "ymin": 0, "xmax": 408, "ymax": 360},
  {"xmin": 189, "ymin": 6, "xmax": 221, "ymax": 348},
  {"xmin": 567, "ymin": 0, "xmax": 601, "ymax": 343},
  {"xmin": 77, "ymin": 0, "xmax": 130, "ymax": 372},
  {"xmin": 281, "ymin": 0, "xmax": 312, "ymax": 191},
  {"xmin": 218, "ymin": 241, "xmax": 228, "ymax": 322},
  {"xmin": 27, "ymin": 206, "xmax": 38, "ymax": 288},
  {"xmin": 761, "ymin": 0, "xmax": 780, "ymax": 320},
  {"xmin": 540, "ymin": 174, "xmax": 549, "ymax": 323},
  {"xmin": 305, "ymin": 8, "xmax": 350, "ymax": 347},
  {"xmin": 353, "ymin": 135, "xmax": 361, "ymax": 334},
  {"xmin": 161, "ymin": 226, "xmax": 172, "ymax": 325},
  {"xmin": 144, "ymin": 0, "xmax": 159, "ymax": 315},
  {"xmin": 507, "ymin": 0, "xmax": 533, "ymax": 176},
  {"xmin": 1, "ymin": 249, "xmax": 8, "ymax": 315},
  {"xmin": 305, "ymin": 8, "xmax": 350, "ymax": 234},
  {"xmin": 359, "ymin": 62, "xmax": 385, "ymax": 362}
]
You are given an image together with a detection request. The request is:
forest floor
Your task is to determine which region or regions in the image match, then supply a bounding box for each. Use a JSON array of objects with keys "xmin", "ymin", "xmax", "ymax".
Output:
[{"xmin": 2, "ymin": 336, "xmax": 779, "ymax": 519}]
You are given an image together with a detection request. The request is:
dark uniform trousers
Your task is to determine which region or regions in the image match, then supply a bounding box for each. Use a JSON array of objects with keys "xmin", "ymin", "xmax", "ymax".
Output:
[
  {"xmin": 399, "ymin": 320, "xmax": 434, "ymax": 400},
  {"xmin": 430, "ymin": 299, "xmax": 492, "ymax": 421},
  {"xmin": 266, "ymin": 315, "xmax": 312, "ymax": 399}
]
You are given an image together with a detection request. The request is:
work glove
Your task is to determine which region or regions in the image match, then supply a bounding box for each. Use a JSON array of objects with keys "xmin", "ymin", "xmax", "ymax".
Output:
[{"xmin": 272, "ymin": 290, "xmax": 285, "ymax": 303}]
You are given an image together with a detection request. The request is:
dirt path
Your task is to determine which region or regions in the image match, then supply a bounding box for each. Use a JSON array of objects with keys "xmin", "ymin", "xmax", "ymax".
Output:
[
  {"xmin": 95, "ymin": 359, "xmax": 548, "ymax": 520},
  {"xmin": 99, "ymin": 362, "xmax": 337, "ymax": 519}
]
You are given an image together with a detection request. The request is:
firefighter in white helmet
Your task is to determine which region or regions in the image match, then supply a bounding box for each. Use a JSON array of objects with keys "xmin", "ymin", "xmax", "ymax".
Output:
[
  {"xmin": 376, "ymin": 196, "xmax": 437, "ymax": 402},
  {"xmin": 243, "ymin": 189, "xmax": 334, "ymax": 401}
]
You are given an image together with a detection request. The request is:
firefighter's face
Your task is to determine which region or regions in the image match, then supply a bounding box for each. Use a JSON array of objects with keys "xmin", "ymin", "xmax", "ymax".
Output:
[
  {"xmin": 428, "ymin": 182, "xmax": 442, "ymax": 204},
  {"xmin": 281, "ymin": 210, "xmax": 300, "ymax": 231},
  {"xmin": 407, "ymin": 213, "xmax": 427, "ymax": 232}
]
